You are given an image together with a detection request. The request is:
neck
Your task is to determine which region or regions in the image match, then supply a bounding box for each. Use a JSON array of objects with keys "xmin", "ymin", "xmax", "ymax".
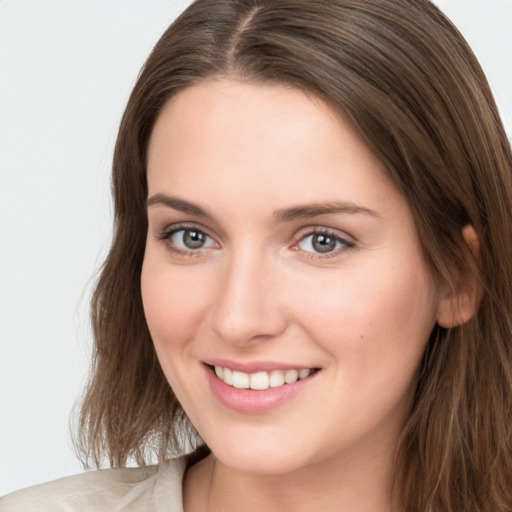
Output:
[{"xmin": 184, "ymin": 445, "xmax": 400, "ymax": 512}]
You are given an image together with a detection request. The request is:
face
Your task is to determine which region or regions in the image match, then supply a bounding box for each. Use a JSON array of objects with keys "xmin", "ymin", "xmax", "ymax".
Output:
[{"xmin": 142, "ymin": 79, "xmax": 443, "ymax": 475}]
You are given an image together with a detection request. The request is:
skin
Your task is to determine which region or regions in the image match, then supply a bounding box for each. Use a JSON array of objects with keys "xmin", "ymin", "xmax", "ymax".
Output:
[{"xmin": 141, "ymin": 79, "xmax": 454, "ymax": 512}]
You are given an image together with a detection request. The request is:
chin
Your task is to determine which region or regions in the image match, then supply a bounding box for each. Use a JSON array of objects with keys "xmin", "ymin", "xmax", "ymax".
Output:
[
  {"xmin": 216, "ymin": 449, "xmax": 307, "ymax": 476},
  {"xmin": 203, "ymin": 430, "xmax": 315, "ymax": 476}
]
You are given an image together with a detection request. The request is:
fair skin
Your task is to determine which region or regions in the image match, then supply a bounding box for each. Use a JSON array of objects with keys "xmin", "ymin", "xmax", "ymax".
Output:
[{"xmin": 141, "ymin": 79, "xmax": 455, "ymax": 512}]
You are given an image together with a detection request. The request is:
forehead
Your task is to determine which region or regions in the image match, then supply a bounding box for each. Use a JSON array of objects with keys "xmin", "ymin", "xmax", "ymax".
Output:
[{"xmin": 146, "ymin": 79, "xmax": 400, "ymax": 218}]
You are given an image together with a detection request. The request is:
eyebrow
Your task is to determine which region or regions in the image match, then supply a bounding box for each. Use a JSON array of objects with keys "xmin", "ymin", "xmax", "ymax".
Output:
[
  {"xmin": 146, "ymin": 194, "xmax": 213, "ymax": 218},
  {"xmin": 273, "ymin": 201, "xmax": 380, "ymax": 222},
  {"xmin": 146, "ymin": 194, "xmax": 379, "ymax": 222}
]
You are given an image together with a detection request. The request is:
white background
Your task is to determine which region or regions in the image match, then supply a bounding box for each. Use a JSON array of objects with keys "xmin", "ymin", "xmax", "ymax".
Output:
[{"xmin": 0, "ymin": 0, "xmax": 510, "ymax": 496}]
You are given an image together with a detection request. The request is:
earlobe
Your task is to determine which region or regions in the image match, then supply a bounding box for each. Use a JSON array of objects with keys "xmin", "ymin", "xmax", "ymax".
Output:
[{"xmin": 436, "ymin": 225, "xmax": 482, "ymax": 328}]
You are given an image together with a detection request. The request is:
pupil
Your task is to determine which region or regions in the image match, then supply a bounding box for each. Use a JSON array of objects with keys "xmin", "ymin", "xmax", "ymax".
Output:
[
  {"xmin": 183, "ymin": 230, "xmax": 205, "ymax": 249},
  {"xmin": 312, "ymin": 234, "xmax": 336, "ymax": 253}
]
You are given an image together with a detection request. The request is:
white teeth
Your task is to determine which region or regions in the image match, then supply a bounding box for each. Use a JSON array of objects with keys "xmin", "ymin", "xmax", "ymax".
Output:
[
  {"xmin": 249, "ymin": 371, "xmax": 269, "ymax": 390},
  {"xmin": 232, "ymin": 370, "xmax": 250, "ymax": 389},
  {"xmin": 298, "ymin": 368, "xmax": 311, "ymax": 379},
  {"xmin": 223, "ymin": 367, "xmax": 233, "ymax": 385},
  {"xmin": 269, "ymin": 369, "xmax": 285, "ymax": 388},
  {"xmin": 284, "ymin": 369, "xmax": 299, "ymax": 384},
  {"xmin": 213, "ymin": 365, "xmax": 314, "ymax": 390}
]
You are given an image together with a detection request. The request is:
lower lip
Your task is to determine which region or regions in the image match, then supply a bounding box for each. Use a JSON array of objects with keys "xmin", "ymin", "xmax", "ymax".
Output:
[{"xmin": 205, "ymin": 365, "xmax": 318, "ymax": 414}]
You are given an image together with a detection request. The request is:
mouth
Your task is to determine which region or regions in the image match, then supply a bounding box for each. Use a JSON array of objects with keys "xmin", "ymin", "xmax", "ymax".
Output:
[
  {"xmin": 204, "ymin": 361, "xmax": 321, "ymax": 414},
  {"xmin": 207, "ymin": 364, "xmax": 320, "ymax": 391}
]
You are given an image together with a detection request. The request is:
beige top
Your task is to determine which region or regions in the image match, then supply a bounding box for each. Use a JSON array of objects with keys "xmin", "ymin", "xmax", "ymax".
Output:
[{"xmin": 0, "ymin": 457, "xmax": 186, "ymax": 512}]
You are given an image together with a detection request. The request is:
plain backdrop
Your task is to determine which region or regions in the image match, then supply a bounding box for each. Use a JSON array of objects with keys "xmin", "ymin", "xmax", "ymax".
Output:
[{"xmin": 0, "ymin": 0, "xmax": 511, "ymax": 496}]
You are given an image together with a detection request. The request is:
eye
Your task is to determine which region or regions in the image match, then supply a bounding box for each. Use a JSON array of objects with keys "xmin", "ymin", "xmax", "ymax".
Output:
[
  {"xmin": 297, "ymin": 231, "xmax": 353, "ymax": 255},
  {"xmin": 160, "ymin": 227, "xmax": 217, "ymax": 254}
]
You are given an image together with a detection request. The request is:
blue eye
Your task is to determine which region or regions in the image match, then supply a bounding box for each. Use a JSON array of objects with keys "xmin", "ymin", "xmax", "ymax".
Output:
[
  {"xmin": 298, "ymin": 232, "xmax": 351, "ymax": 254},
  {"xmin": 169, "ymin": 228, "xmax": 216, "ymax": 250}
]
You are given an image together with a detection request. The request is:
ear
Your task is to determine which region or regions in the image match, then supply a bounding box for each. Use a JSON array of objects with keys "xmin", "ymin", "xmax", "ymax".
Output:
[{"xmin": 436, "ymin": 224, "xmax": 482, "ymax": 328}]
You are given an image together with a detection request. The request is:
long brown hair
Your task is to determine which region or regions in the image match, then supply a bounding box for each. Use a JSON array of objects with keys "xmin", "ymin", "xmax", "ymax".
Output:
[{"xmin": 78, "ymin": 0, "xmax": 512, "ymax": 509}]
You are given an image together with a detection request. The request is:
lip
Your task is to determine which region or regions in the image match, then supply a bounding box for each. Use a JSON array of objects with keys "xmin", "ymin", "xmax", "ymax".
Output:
[{"xmin": 204, "ymin": 362, "xmax": 320, "ymax": 414}]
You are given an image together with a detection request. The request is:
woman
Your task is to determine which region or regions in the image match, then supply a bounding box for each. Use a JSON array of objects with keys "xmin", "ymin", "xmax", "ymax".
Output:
[{"xmin": 2, "ymin": 0, "xmax": 511, "ymax": 510}]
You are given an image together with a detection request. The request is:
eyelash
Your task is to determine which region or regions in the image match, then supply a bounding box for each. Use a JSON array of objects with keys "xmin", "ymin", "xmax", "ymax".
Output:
[
  {"xmin": 156, "ymin": 224, "xmax": 355, "ymax": 259},
  {"xmin": 157, "ymin": 223, "xmax": 217, "ymax": 258},
  {"xmin": 293, "ymin": 227, "xmax": 355, "ymax": 259}
]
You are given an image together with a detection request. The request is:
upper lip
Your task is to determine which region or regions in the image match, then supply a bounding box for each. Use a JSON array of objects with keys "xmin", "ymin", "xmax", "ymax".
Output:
[{"xmin": 203, "ymin": 358, "xmax": 319, "ymax": 374}]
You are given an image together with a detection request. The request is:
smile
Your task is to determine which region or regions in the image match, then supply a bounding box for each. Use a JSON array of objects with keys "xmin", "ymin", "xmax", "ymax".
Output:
[{"xmin": 212, "ymin": 365, "xmax": 315, "ymax": 390}]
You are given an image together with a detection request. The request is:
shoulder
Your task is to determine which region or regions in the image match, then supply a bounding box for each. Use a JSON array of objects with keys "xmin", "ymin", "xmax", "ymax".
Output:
[{"xmin": 0, "ymin": 457, "xmax": 186, "ymax": 512}]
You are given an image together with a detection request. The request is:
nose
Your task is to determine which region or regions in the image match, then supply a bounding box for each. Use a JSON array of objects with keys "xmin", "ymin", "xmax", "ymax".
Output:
[{"xmin": 208, "ymin": 247, "xmax": 288, "ymax": 347}]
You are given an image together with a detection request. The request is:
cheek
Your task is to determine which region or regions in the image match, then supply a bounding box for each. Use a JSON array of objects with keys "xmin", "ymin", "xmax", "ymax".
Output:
[
  {"xmin": 291, "ymin": 255, "xmax": 438, "ymax": 377},
  {"xmin": 141, "ymin": 254, "xmax": 219, "ymax": 419},
  {"xmin": 140, "ymin": 258, "xmax": 200, "ymax": 401},
  {"xmin": 140, "ymin": 256, "xmax": 210, "ymax": 352}
]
